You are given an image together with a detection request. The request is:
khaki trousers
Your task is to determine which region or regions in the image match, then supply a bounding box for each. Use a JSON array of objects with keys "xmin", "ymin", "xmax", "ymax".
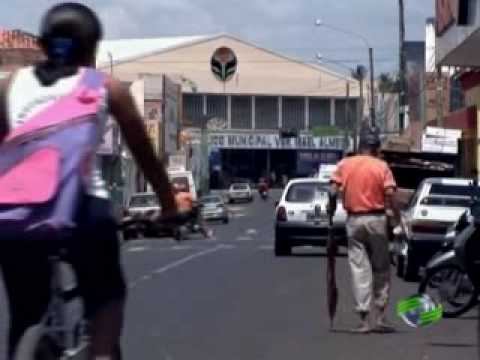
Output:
[{"xmin": 346, "ymin": 214, "xmax": 391, "ymax": 314}]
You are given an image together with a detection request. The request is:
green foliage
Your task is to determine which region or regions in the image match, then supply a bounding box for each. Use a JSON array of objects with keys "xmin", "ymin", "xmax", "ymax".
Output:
[{"xmin": 310, "ymin": 126, "xmax": 342, "ymax": 137}]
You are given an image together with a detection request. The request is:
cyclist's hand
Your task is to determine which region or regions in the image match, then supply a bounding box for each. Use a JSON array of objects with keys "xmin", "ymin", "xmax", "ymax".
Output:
[{"xmin": 175, "ymin": 191, "xmax": 193, "ymax": 213}]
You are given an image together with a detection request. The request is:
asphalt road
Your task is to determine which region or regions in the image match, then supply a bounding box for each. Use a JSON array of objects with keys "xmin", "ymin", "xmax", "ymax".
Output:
[{"xmin": 0, "ymin": 190, "xmax": 478, "ymax": 359}]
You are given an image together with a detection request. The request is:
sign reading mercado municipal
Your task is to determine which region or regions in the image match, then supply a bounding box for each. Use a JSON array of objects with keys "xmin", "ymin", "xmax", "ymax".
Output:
[{"xmin": 209, "ymin": 133, "xmax": 346, "ymax": 150}]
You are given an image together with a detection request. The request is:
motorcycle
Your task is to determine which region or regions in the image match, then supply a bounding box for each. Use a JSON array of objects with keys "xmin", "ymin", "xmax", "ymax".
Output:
[{"xmin": 418, "ymin": 184, "xmax": 480, "ymax": 318}]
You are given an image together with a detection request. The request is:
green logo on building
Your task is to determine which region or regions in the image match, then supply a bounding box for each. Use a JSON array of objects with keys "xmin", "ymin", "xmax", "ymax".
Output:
[{"xmin": 211, "ymin": 47, "xmax": 237, "ymax": 82}]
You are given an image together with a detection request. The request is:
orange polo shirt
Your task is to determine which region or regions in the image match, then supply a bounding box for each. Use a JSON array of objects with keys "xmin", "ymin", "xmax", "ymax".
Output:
[{"xmin": 331, "ymin": 155, "xmax": 396, "ymax": 213}]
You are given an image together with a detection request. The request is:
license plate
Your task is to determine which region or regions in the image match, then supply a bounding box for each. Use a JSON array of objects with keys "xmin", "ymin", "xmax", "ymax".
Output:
[{"xmin": 307, "ymin": 212, "xmax": 327, "ymax": 221}]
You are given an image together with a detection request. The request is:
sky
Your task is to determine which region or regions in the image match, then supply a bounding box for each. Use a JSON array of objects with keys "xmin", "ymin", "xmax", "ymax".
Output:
[{"xmin": 0, "ymin": 0, "xmax": 434, "ymax": 74}]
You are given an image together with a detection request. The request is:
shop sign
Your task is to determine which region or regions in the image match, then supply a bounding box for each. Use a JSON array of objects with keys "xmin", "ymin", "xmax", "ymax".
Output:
[
  {"xmin": 436, "ymin": 0, "xmax": 458, "ymax": 35},
  {"xmin": 209, "ymin": 133, "xmax": 345, "ymax": 150}
]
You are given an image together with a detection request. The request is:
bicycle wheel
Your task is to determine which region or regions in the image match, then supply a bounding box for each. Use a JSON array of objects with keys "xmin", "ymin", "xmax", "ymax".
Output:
[
  {"xmin": 418, "ymin": 265, "xmax": 478, "ymax": 318},
  {"xmin": 14, "ymin": 325, "xmax": 61, "ymax": 360}
]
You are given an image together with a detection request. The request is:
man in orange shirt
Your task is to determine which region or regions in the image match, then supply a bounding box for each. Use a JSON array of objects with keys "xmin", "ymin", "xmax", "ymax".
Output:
[{"xmin": 329, "ymin": 126, "xmax": 397, "ymax": 334}]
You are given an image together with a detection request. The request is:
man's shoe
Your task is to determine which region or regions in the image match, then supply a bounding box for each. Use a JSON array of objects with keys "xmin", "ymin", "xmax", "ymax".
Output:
[
  {"xmin": 374, "ymin": 319, "xmax": 396, "ymax": 333},
  {"xmin": 350, "ymin": 322, "xmax": 371, "ymax": 334}
]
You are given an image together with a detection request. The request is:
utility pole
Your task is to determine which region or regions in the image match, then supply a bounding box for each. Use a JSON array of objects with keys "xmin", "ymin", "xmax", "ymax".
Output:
[
  {"xmin": 345, "ymin": 81, "xmax": 350, "ymax": 153},
  {"xmin": 398, "ymin": 0, "xmax": 407, "ymax": 134},
  {"xmin": 357, "ymin": 76, "xmax": 364, "ymax": 151},
  {"xmin": 436, "ymin": 66, "xmax": 444, "ymax": 127},
  {"xmin": 369, "ymin": 47, "xmax": 376, "ymax": 127}
]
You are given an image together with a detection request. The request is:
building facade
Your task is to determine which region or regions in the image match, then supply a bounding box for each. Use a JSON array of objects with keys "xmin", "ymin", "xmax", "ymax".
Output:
[
  {"xmin": 98, "ymin": 34, "xmax": 360, "ymax": 188},
  {"xmin": 436, "ymin": 0, "xmax": 480, "ymax": 177}
]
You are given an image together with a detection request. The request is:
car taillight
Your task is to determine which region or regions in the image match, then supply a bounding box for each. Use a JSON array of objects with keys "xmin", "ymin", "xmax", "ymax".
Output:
[{"xmin": 277, "ymin": 206, "xmax": 287, "ymax": 222}]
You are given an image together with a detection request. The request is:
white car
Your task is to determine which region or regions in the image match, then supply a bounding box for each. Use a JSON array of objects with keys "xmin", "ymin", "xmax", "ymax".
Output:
[
  {"xmin": 227, "ymin": 183, "xmax": 253, "ymax": 203},
  {"xmin": 274, "ymin": 178, "xmax": 347, "ymax": 256},
  {"xmin": 394, "ymin": 177, "xmax": 474, "ymax": 280},
  {"xmin": 125, "ymin": 192, "xmax": 160, "ymax": 218}
]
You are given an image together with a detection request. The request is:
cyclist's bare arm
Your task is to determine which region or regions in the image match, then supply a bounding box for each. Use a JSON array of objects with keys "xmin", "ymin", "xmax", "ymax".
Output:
[
  {"xmin": 0, "ymin": 78, "xmax": 10, "ymax": 144},
  {"xmin": 106, "ymin": 77, "xmax": 178, "ymax": 216}
]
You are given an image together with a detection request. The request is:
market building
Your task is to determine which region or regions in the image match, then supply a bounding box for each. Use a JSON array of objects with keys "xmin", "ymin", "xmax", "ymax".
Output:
[{"xmin": 97, "ymin": 33, "xmax": 360, "ymax": 188}]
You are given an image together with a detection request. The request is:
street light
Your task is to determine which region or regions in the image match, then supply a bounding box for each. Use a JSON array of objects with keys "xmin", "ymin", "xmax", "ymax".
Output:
[{"xmin": 315, "ymin": 19, "xmax": 376, "ymax": 127}]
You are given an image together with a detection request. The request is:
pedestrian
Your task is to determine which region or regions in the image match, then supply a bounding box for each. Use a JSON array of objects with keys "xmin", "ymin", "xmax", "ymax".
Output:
[{"xmin": 328, "ymin": 126, "xmax": 398, "ymax": 334}]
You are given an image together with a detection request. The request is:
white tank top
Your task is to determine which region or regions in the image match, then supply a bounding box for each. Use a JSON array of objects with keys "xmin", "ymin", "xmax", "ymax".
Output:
[{"xmin": 7, "ymin": 66, "xmax": 109, "ymax": 199}]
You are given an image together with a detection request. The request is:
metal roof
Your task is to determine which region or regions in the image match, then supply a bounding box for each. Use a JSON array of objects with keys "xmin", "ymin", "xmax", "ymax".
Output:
[{"xmin": 96, "ymin": 34, "xmax": 211, "ymax": 67}]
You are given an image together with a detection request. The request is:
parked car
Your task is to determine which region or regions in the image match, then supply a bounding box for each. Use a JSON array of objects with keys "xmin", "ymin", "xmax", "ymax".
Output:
[
  {"xmin": 200, "ymin": 195, "xmax": 229, "ymax": 223},
  {"xmin": 125, "ymin": 192, "xmax": 160, "ymax": 218},
  {"xmin": 227, "ymin": 183, "xmax": 253, "ymax": 203},
  {"xmin": 274, "ymin": 178, "xmax": 347, "ymax": 256},
  {"xmin": 394, "ymin": 177, "xmax": 474, "ymax": 281}
]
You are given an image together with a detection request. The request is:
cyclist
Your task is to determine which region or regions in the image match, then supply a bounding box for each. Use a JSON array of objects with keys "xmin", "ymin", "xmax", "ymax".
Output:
[{"xmin": 0, "ymin": 3, "xmax": 189, "ymax": 359}]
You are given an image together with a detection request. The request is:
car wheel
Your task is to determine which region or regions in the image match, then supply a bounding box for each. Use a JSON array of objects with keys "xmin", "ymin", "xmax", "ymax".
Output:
[
  {"xmin": 275, "ymin": 235, "xmax": 292, "ymax": 256},
  {"xmin": 223, "ymin": 217, "xmax": 229, "ymax": 224},
  {"xmin": 229, "ymin": 199, "xmax": 234, "ymax": 204},
  {"xmin": 403, "ymin": 248, "xmax": 419, "ymax": 282}
]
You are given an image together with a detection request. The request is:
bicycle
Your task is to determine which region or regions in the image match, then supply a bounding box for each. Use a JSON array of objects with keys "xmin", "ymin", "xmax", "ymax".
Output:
[{"xmin": 13, "ymin": 213, "xmax": 191, "ymax": 360}]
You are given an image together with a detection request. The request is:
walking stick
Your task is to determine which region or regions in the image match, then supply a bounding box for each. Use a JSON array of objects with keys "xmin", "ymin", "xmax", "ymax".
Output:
[{"xmin": 326, "ymin": 196, "xmax": 339, "ymax": 330}]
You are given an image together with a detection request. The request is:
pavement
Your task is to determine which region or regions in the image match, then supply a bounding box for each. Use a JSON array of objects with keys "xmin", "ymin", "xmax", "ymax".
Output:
[{"xmin": 0, "ymin": 189, "xmax": 479, "ymax": 359}]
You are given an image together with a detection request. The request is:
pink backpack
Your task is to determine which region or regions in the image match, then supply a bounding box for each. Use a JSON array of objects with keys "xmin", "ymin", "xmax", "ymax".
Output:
[{"xmin": 0, "ymin": 68, "xmax": 105, "ymax": 241}]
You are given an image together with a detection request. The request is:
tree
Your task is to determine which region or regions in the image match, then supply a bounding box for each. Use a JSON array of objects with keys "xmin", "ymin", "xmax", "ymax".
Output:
[{"xmin": 378, "ymin": 73, "xmax": 400, "ymax": 96}]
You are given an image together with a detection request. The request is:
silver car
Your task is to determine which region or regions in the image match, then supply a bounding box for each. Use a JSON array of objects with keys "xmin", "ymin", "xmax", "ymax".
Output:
[
  {"xmin": 227, "ymin": 183, "xmax": 253, "ymax": 203},
  {"xmin": 200, "ymin": 195, "xmax": 229, "ymax": 223}
]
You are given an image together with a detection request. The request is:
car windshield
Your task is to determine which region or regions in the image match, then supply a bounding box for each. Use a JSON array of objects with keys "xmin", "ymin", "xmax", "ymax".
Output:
[
  {"xmin": 286, "ymin": 183, "xmax": 329, "ymax": 203},
  {"xmin": 232, "ymin": 184, "xmax": 248, "ymax": 190},
  {"xmin": 420, "ymin": 195, "xmax": 471, "ymax": 207},
  {"xmin": 429, "ymin": 184, "xmax": 473, "ymax": 197},
  {"xmin": 171, "ymin": 176, "xmax": 190, "ymax": 192},
  {"xmin": 201, "ymin": 196, "xmax": 222, "ymax": 204},
  {"xmin": 129, "ymin": 194, "xmax": 158, "ymax": 207}
]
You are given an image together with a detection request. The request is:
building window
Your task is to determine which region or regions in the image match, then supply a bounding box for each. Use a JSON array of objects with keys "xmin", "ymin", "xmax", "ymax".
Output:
[
  {"xmin": 255, "ymin": 96, "xmax": 278, "ymax": 130},
  {"xmin": 282, "ymin": 97, "xmax": 305, "ymax": 130},
  {"xmin": 183, "ymin": 94, "xmax": 204, "ymax": 127},
  {"xmin": 231, "ymin": 96, "xmax": 252, "ymax": 129},
  {"xmin": 309, "ymin": 98, "xmax": 331, "ymax": 129},
  {"xmin": 206, "ymin": 95, "xmax": 227, "ymax": 123}
]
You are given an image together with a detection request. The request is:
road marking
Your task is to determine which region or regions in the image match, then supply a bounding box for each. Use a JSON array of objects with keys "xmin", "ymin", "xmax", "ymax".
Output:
[
  {"xmin": 129, "ymin": 245, "xmax": 227, "ymax": 289},
  {"xmin": 126, "ymin": 246, "xmax": 149, "ymax": 253},
  {"xmin": 246, "ymin": 228, "xmax": 258, "ymax": 235},
  {"xmin": 153, "ymin": 244, "xmax": 226, "ymax": 275},
  {"xmin": 171, "ymin": 245, "xmax": 193, "ymax": 251}
]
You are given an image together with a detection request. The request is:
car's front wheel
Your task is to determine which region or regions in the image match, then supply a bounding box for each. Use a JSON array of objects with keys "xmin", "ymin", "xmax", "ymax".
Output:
[{"xmin": 275, "ymin": 234, "xmax": 292, "ymax": 256}]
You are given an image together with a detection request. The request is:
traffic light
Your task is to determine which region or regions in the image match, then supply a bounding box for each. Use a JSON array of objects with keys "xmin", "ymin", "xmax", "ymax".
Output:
[{"xmin": 279, "ymin": 128, "xmax": 298, "ymax": 139}]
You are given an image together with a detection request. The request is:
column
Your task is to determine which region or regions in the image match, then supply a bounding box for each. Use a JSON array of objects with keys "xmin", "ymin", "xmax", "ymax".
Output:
[
  {"xmin": 227, "ymin": 95, "xmax": 232, "ymax": 129},
  {"xmin": 305, "ymin": 97, "xmax": 310, "ymax": 130},
  {"xmin": 330, "ymin": 98, "xmax": 335, "ymax": 126},
  {"xmin": 252, "ymin": 96, "xmax": 256, "ymax": 130},
  {"xmin": 202, "ymin": 94, "xmax": 207, "ymax": 116},
  {"xmin": 278, "ymin": 96, "xmax": 283, "ymax": 129}
]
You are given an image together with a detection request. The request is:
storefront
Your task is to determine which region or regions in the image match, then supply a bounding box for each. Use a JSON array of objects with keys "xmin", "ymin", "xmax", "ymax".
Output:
[
  {"xmin": 208, "ymin": 132, "xmax": 345, "ymax": 187},
  {"xmin": 436, "ymin": 0, "xmax": 480, "ymax": 177}
]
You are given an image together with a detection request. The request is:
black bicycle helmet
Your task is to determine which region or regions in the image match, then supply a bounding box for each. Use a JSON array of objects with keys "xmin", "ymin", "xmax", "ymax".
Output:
[{"xmin": 39, "ymin": 2, "xmax": 103, "ymax": 65}]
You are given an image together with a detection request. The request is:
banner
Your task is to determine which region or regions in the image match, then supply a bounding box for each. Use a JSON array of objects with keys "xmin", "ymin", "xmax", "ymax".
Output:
[{"xmin": 208, "ymin": 132, "xmax": 346, "ymax": 150}]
